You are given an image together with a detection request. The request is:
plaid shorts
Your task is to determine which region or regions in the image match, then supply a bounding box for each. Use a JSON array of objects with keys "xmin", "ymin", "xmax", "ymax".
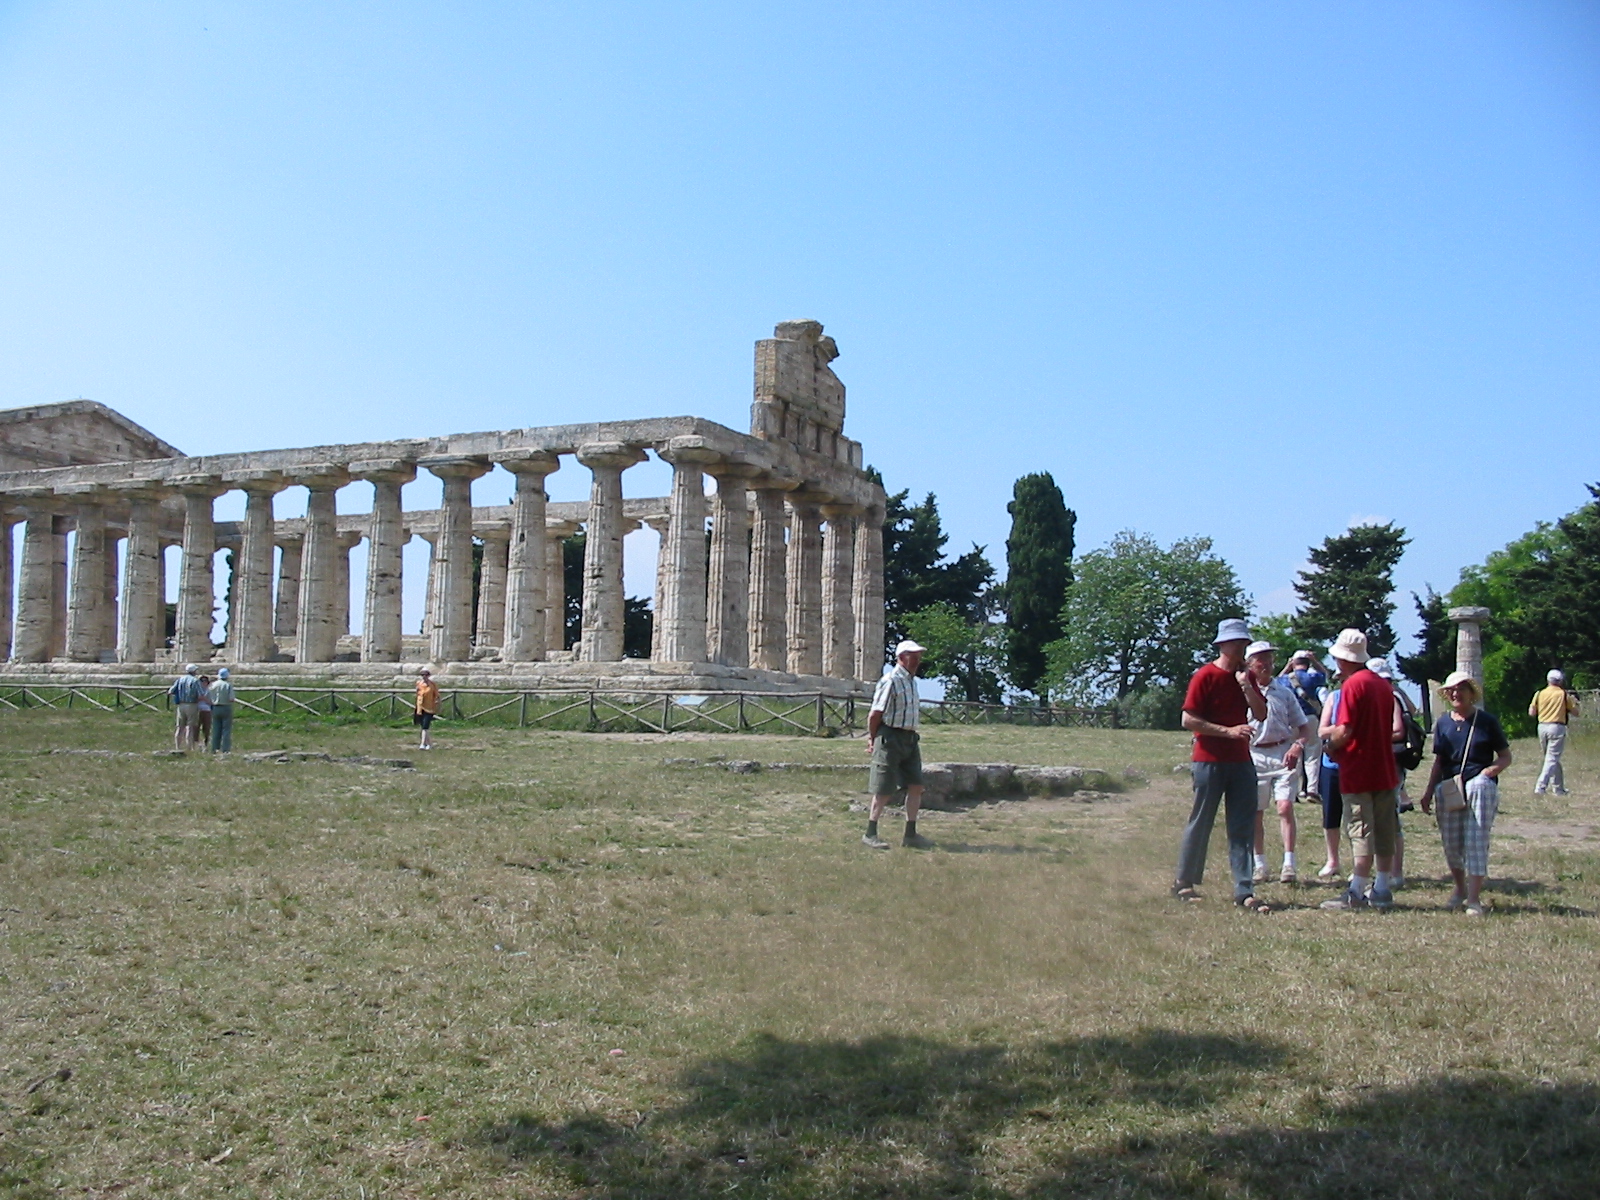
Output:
[{"xmin": 1437, "ymin": 773, "xmax": 1498, "ymax": 876}]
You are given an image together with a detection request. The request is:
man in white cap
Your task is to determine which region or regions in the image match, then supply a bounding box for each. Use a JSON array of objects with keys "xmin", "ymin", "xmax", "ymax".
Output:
[
  {"xmin": 167, "ymin": 664, "xmax": 205, "ymax": 751},
  {"xmin": 1173, "ymin": 618, "xmax": 1271, "ymax": 911},
  {"xmin": 864, "ymin": 640, "xmax": 931, "ymax": 850},
  {"xmin": 1529, "ymin": 669, "xmax": 1579, "ymax": 796},
  {"xmin": 1245, "ymin": 640, "xmax": 1315, "ymax": 884},
  {"xmin": 1319, "ymin": 629, "xmax": 1405, "ymax": 911}
]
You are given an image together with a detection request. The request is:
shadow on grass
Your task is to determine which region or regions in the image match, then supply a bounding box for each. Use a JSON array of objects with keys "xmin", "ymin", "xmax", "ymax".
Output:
[{"xmin": 481, "ymin": 1032, "xmax": 1600, "ymax": 1198}]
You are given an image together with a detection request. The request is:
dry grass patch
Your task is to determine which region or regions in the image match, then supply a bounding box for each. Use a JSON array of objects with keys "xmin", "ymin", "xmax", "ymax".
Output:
[{"xmin": 0, "ymin": 711, "xmax": 1597, "ymax": 1197}]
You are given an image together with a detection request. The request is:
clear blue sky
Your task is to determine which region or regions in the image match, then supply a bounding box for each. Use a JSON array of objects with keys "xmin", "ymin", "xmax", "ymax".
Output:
[{"xmin": 3, "ymin": 1, "xmax": 1598, "ymax": 650}]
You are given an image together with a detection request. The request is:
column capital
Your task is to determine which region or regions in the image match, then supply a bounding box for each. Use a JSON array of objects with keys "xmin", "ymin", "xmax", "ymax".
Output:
[
  {"xmin": 820, "ymin": 501, "xmax": 863, "ymax": 520},
  {"xmin": 750, "ymin": 471, "xmax": 801, "ymax": 492},
  {"xmin": 55, "ymin": 482, "xmax": 113, "ymax": 505},
  {"xmin": 1448, "ymin": 606, "xmax": 1491, "ymax": 624},
  {"xmin": 787, "ymin": 487, "xmax": 830, "ymax": 510},
  {"xmin": 286, "ymin": 463, "xmax": 351, "ymax": 491},
  {"xmin": 274, "ymin": 530, "xmax": 304, "ymax": 547},
  {"xmin": 546, "ymin": 518, "xmax": 582, "ymax": 539},
  {"xmin": 348, "ymin": 458, "xmax": 418, "ymax": 485},
  {"xmin": 657, "ymin": 435, "xmax": 720, "ymax": 466},
  {"xmin": 420, "ymin": 454, "xmax": 492, "ymax": 482},
  {"xmin": 496, "ymin": 449, "xmax": 562, "ymax": 476},
  {"xmin": 576, "ymin": 441, "xmax": 648, "ymax": 470},
  {"xmin": 221, "ymin": 468, "xmax": 291, "ymax": 494},
  {"xmin": 170, "ymin": 473, "xmax": 228, "ymax": 497},
  {"xmin": 335, "ymin": 529, "xmax": 365, "ymax": 550},
  {"xmin": 706, "ymin": 459, "xmax": 762, "ymax": 483}
]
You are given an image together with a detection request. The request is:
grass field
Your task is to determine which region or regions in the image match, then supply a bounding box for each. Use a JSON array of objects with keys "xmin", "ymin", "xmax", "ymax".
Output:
[{"xmin": 2, "ymin": 708, "xmax": 1598, "ymax": 1198}]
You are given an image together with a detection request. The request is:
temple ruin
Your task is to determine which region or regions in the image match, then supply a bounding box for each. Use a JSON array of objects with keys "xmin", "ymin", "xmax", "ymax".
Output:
[{"xmin": 0, "ymin": 321, "xmax": 886, "ymax": 694}]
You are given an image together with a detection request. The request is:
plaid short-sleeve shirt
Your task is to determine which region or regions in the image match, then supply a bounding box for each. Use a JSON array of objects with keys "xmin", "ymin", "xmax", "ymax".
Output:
[{"xmin": 870, "ymin": 665, "xmax": 920, "ymax": 731}]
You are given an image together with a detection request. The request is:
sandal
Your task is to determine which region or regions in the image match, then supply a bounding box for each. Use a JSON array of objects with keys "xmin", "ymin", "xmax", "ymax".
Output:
[
  {"xmin": 1237, "ymin": 895, "xmax": 1274, "ymax": 914},
  {"xmin": 1444, "ymin": 893, "xmax": 1466, "ymax": 912},
  {"xmin": 1464, "ymin": 902, "xmax": 1487, "ymax": 917},
  {"xmin": 1171, "ymin": 883, "xmax": 1201, "ymax": 902}
]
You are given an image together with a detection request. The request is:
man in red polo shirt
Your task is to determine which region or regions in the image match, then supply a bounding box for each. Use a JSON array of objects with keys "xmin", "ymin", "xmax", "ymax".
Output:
[
  {"xmin": 1320, "ymin": 629, "xmax": 1406, "ymax": 911},
  {"xmin": 1173, "ymin": 618, "xmax": 1270, "ymax": 910}
]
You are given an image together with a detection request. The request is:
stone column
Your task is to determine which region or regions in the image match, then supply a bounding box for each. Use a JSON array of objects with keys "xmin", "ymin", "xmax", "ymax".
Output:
[
  {"xmin": 113, "ymin": 486, "xmax": 165, "ymax": 663},
  {"xmin": 11, "ymin": 500, "xmax": 59, "ymax": 663},
  {"xmin": 101, "ymin": 525, "xmax": 121, "ymax": 655},
  {"xmin": 332, "ymin": 530, "xmax": 363, "ymax": 641},
  {"xmin": 50, "ymin": 519, "xmax": 68, "ymax": 660},
  {"xmin": 706, "ymin": 463, "xmax": 756, "ymax": 668},
  {"xmin": 273, "ymin": 533, "xmax": 303, "ymax": 641},
  {"xmin": 222, "ymin": 471, "xmax": 287, "ymax": 663},
  {"xmin": 785, "ymin": 493, "xmax": 825, "ymax": 677},
  {"xmin": 546, "ymin": 520, "xmax": 577, "ymax": 652},
  {"xmin": 1449, "ymin": 606, "xmax": 1492, "ymax": 686},
  {"xmin": 499, "ymin": 451, "xmax": 560, "ymax": 662},
  {"xmin": 417, "ymin": 532, "xmax": 438, "ymax": 636},
  {"xmin": 63, "ymin": 489, "xmax": 108, "ymax": 662},
  {"xmin": 173, "ymin": 475, "xmax": 224, "ymax": 664},
  {"xmin": 422, "ymin": 456, "xmax": 491, "ymax": 663},
  {"xmin": 656, "ymin": 437, "xmax": 719, "ymax": 664},
  {"xmin": 821, "ymin": 503, "xmax": 858, "ymax": 680},
  {"xmin": 293, "ymin": 465, "xmax": 351, "ymax": 663},
  {"xmin": 748, "ymin": 484, "xmax": 790, "ymax": 672},
  {"xmin": 0, "ymin": 504, "xmax": 16, "ymax": 661},
  {"xmin": 575, "ymin": 442, "xmax": 646, "ymax": 662},
  {"xmin": 350, "ymin": 459, "xmax": 415, "ymax": 663},
  {"xmin": 475, "ymin": 524, "xmax": 511, "ymax": 648},
  {"xmin": 853, "ymin": 501, "xmax": 886, "ymax": 680},
  {"xmin": 644, "ymin": 515, "xmax": 670, "ymax": 660}
]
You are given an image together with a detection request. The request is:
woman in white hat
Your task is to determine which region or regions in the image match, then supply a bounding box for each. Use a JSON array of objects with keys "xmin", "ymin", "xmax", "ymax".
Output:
[{"xmin": 1420, "ymin": 671, "xmax": 1512, "ymax": 916}]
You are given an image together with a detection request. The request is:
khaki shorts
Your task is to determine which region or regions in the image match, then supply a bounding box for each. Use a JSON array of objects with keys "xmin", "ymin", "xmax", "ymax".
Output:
[
  {"xmin": 1344, "ymin": 787, "xmax": 1399, "ymax": 859},
  {"xmin": 174, "ymin": 703, "xmax": 201, "ymax": 731},
  {"xmin": 869, "ymin": 726, "xmax": 922, "ymax": 795}
]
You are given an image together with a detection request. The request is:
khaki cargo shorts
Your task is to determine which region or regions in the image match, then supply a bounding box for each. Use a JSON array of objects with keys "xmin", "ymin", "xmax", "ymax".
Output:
[
  {"xmin": 869, "ymin": 726, "xmax": 923, "ymax": 795},
  {"xmin": 1344, "ymin": 787, "xmax": 1399, "ymax": 859}
]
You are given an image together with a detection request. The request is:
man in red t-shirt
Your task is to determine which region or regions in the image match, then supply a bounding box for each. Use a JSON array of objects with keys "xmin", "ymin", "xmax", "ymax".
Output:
[
  {"xmin": 1319, "ymin": 628, "xmax": 1405, "ymax": 911},
  {"xmin": 1173, "ymin": 618, "xmax": 1270, "ymax": 910}
]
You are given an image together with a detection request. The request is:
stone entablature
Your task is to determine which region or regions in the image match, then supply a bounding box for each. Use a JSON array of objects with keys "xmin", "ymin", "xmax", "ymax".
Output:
[
  {"xmin": 0, "ymin": 400, "xmax": 184, "ymax": 473},
  {"xmin": 0, "ymin": 322, "xmax": 887, "ymax": 689}
]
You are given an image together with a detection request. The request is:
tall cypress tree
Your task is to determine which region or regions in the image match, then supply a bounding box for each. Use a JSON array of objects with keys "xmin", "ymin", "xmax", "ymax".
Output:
[
  {"xmin": 1003, "ymin": 472, "xmax": 1076, "ymax": 696},
  {"xmin": 1292, "ymin": 523, "xmax": 1409, "ymax": 656}
]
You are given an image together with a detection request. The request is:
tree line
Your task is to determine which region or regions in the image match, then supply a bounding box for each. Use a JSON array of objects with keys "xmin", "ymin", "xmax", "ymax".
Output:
[{"xmin": 880, "ymin": 468, "xmax": 1599, "ymax": 734}]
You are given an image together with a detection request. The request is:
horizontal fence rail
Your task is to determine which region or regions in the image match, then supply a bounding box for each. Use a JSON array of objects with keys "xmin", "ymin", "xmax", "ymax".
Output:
[{"xmin": 0, "ymin": 684, "xmax": 1117, "ymax": 735}]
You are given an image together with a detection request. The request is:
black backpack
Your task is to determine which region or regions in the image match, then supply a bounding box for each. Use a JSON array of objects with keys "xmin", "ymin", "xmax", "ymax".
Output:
[{"xmin": 1395, "ymin": 709, "xmax": 1427, "ymax": 771}]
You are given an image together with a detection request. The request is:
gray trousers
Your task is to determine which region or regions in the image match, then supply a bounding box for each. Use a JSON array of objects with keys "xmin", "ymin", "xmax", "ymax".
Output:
[
  {"xmin": 1536, "ymin": 723, "xmax": 1568, "ymax": 793},
  {"xmin": 1176, "ymin": 760, "xmax": 1258, "ymax": 899}
]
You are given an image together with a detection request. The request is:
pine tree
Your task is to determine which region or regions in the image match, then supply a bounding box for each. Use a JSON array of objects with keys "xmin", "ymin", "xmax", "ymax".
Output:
[
  {"xmin": 1002, "ymin": 472, "xmax": 1076, "ymax": 696},
  {"xmin": 1292, "ymin": 523, "xmax": 1409, "ymax": 656}
]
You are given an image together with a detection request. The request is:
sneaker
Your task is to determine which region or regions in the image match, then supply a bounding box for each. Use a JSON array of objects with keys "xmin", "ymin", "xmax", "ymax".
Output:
[
  {"xmin": 1534, "ymin": 788, "xmax": 1547, "ymax": 796},
  {"xmin": 1317, "ymin": 862, "xmax": 1341, "ymax": 879},
  {"xmin": 1279, "ymin": 864, "xmax": 1297, "ymax": 884},
  {"xmin": 1253, "ymin": 864, "xmax": 1270, "ymax": 883},
  {"xmin": 861, "ymin": 833, "xmax": 890, "ymax": 850},
  {"xmin": 1464, "ymin": 901, "xmax": 1488, "ymax": 917},
  {"xmin": 1320, "ymin": 889, "xmax": 1370, "ymax": 911},
  {"xmin": 1368, "ymin": 888, "xmax": 1395, "ymax": 911},
  {"xmin": 901, "ymin": 832, "xmax": 935, "ymax": 850},
  {"xmin": 1390, "ymin": 874, "xmax": 1405, "ymax": 891},
  {"xmin": 1555, "ymin": 789, "xmax": 1570, "ymax": 797}
]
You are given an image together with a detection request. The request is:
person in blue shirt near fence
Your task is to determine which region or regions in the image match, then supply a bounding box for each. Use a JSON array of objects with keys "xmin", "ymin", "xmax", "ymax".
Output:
[{"xmin": 167, "ymin": 665, "xmax": 206, "ymax": 751}]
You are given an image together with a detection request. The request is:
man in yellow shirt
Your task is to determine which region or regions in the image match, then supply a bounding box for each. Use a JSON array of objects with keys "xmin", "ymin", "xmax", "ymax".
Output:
[{"xmin": 1529, "ymin": 670, "xmax": 1580, "ymax": 796}]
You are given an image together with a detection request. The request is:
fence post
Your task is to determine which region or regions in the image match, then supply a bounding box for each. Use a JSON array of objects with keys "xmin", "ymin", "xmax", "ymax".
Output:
[
  {"xmin": 588, "ymin": 691, "xmax": 597, "ymax": 730},
  {"xmin": 519, "ymin": 692, "xmax": 528, "ymax": 728},
  {"xmin": 738, "ymin": 692, "xmax": 747, "ymax": 732},
  {"xmin": 452, "ymin": 692, "xmax": 462, "ymax": 720}
]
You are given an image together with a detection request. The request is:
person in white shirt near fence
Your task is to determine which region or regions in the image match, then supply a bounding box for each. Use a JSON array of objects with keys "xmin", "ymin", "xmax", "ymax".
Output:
[{"xmin": 864, "ymin": 640, "xmax": 932, "ymax": 851}]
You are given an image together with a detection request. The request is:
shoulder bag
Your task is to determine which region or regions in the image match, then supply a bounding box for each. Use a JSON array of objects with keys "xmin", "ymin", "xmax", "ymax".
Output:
[{"xmin": 1434, "ymin": 710, "xmax": 1478, "ymax": 813}]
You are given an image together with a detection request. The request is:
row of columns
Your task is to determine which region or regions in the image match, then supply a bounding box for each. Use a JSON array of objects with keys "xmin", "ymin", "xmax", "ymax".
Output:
[{"xmin": 2, "ymin": 440, "xmax": 886, "ymax": 679}]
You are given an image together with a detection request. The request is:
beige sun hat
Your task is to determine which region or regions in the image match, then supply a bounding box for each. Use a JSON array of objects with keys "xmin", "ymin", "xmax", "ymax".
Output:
[
  {"xmin": 1438, "ymin": 670, "xmax": 1480, "ymax": 701},
  {"xmin": 1329, "ymin": 629, "xmax": 1370, "ymax": 663}
]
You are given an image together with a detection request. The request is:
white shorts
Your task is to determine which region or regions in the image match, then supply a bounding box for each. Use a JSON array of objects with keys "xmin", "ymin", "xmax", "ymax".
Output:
[{"xmin": 1252, "ymin": 744, "xmax": 1298, "ymax": 810}]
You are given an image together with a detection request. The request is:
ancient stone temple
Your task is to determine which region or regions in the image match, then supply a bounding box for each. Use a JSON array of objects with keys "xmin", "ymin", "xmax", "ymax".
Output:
[{"xmin": 0, "ymin": 321, "xmax": 886, "ymax": 693}]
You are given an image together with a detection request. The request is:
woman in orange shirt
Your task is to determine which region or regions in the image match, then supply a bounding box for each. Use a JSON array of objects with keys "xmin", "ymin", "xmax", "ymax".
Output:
[{"xmin": 414, "ymin": 668, "xmax": 441, "ymax": 750}]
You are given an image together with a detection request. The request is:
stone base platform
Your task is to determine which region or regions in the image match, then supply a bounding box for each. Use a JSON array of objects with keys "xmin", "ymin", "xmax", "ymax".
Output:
[{"xmin": 0, "ymin": 659, "xmax": 873, "ymax": 697}]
